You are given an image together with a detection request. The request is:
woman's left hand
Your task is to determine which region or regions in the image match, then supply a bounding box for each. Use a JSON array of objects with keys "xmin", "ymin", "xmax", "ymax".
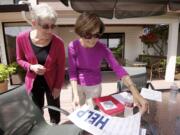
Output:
[
  {"xmin": 133, "ymin": 94, "xmax": 149, "ymax": 115},
  {"xmin": 52, "ymin": 88, "xmax": 60, "ymax": 99}
]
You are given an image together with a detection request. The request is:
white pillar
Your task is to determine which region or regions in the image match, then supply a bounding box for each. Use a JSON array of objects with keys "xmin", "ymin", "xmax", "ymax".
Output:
[
  {"xmin": 0, "ymin": 22, "xmax": 7, "ymax": 64},
  {"xmin": 28, "ymin": 0, "xmax": 37, "ymax": 6},
  {"xmin": 165, "ymin": 21, "xmax": 179, "ymax": 82}
]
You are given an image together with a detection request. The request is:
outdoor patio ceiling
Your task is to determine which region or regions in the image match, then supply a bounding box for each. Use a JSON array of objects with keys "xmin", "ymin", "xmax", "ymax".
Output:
[{"xmin": 59, "ymin": 0, "xmax": 180, "ymax": 19}]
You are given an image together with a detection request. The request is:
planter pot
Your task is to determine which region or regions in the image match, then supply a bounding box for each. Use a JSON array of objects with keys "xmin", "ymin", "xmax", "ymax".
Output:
[
  {"xmin": 11, "ymin": 74, "xmax": 24, "ymax": 85},
  {"xmin": 0, "ymin": 80, "xmax": 8, "ymax": 93}
]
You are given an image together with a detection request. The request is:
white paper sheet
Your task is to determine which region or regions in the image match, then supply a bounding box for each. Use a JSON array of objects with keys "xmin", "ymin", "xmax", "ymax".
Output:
[
  {"xmin": 68, "ymin": 105, "xmax": 141, "ymax": 135},
  {"xmin": 140, "ymin": 88, "xmax": 162, "ymax": 102},
  {"xmin": 139, "ymin": 128, "xmax": 146, "ymax": 135}
]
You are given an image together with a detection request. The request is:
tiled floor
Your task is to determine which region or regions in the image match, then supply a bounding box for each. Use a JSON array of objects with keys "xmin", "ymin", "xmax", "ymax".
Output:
[{"xmin": 44, "ymin": 71, "xmax": 118, "ymax": 124}]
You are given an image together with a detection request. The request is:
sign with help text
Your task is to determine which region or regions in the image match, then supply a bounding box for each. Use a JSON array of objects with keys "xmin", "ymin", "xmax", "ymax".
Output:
[{"xmin": 68, "ymin": 105, "xmax": 141, "ymax": 135}]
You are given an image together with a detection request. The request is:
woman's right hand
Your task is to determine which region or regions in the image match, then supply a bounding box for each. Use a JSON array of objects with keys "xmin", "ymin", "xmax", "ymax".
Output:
[{"xmin": 30, "ymin": 64, "xmax": 46, "ymax": 75}]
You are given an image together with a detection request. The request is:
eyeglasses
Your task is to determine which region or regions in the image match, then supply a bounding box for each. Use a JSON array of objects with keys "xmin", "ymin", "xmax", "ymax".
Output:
[
  {"xmin": 81, "ymin": 33, "xmax": 102, "ymax": 39},
  {"xmin": 38, "ymin": 23, "xmax": 56, "ymax": 30}
]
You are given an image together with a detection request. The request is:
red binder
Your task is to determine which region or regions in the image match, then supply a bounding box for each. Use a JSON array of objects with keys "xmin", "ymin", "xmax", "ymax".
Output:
[{"xmin": 93, "ymin": 95, "xmax": 125, "ymax": 116}]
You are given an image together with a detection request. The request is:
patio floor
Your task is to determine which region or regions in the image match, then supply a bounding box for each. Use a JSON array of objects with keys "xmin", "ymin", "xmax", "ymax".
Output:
[{"xmin": 44, "ymin": 71, "xmax": 119, "ymax": 124}]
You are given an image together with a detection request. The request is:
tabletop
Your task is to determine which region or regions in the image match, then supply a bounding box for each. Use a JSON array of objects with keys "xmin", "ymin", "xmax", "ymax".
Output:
[
  {"xmin": 149, "ymin": 80, "xmax": 180, "ymax": 90},
  {"xmin": 69, "ymin": 90, "xmax": 180, "ymax": 135},
  {"xmin": 142, "ymin": 90, "xmax": 180, "ymax": 135}
]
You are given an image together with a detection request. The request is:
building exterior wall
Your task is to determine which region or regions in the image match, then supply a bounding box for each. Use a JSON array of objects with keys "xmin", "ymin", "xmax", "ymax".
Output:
[
  {"xmin": 0, "ymin": 9, "xmax": 179, "ymax": 81},
  {"xmin": 105, "ymin": 26, "xmax": 143, "ymax": 61},
  {"xmin": 56, "ymin": 25, "xmax": 143, "ymax": 61}
]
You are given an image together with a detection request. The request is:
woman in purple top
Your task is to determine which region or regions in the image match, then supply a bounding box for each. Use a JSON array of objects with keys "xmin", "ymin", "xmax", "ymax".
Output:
[{"xmin": 68, "ymin": 12, "xmax": 148, "ymax": 114}]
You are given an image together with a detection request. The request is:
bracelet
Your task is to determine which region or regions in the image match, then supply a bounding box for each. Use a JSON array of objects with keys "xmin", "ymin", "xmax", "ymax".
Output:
[
  {"xmin": 122, "ymin": 76, "xmax": 135, "ymax": 87},
  {"xmin": 122, "ymin": 76, "xmax": 130, "ymax": 82}
]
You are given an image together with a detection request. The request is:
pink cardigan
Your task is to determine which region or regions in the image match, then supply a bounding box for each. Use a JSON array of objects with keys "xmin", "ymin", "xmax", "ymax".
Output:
[{"xmin": 16, "ymin": 31, "xmax": 65, "ymax": 94}]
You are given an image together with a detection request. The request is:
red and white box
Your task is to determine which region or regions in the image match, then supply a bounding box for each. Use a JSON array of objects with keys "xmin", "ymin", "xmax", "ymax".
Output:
[{"xmin": 93, "ymin": 95, "xmax": 125, "ymax": 116}]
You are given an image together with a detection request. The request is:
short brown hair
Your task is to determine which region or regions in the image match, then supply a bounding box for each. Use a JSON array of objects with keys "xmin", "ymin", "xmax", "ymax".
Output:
[{"xmin": 75, "ymin": 12, "xmax": 105, "ymax": 36}]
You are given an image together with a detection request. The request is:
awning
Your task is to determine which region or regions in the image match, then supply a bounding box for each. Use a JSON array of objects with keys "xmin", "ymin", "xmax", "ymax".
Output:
[
  {"xmin": 0, "ymin": 4, "xmax": 29, "ymax": 12},
  {"xmin": 59, "ymin": 0, "xmax": 180, "ymax": 19}
]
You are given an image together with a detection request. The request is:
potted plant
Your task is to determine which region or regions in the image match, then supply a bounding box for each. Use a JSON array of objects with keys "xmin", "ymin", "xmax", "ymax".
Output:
[
  {"xmin": 0, "ymin": 63, "xmax": 16, "ymax": 93},
  {"xmin": 139, "ymin": 25, "xmax": 168, "ymax": 56}
]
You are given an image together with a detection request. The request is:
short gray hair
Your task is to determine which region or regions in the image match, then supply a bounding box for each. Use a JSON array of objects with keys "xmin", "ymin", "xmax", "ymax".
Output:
[{"xmin": 31, "ymin": 3, "xmax": 57, "ymax": 23}]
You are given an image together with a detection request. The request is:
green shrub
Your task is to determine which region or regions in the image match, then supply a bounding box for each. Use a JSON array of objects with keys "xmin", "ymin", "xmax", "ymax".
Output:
[{"xmin": 0, "ymin": 63, "xmax": 16, "ymax": 82}]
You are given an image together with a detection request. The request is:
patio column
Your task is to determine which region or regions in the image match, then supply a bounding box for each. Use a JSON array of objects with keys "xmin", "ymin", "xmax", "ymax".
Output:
[
  {"xmin": 165, "ymin": 21, "xmax": 179, "ymax": 82},
  {"xmin": 27, "ymin": 0, "xmax": 37, "ymax": 6}
]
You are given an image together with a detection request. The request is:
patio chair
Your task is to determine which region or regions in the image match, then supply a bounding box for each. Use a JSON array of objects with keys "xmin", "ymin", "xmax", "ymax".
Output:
[
  {"xmin": 117, "ymin": 67, "xmax": 147, "ymax": 92},
  {"xmin": 149, "ymin": 59, "xmax": 166, "ymax": 81},
  {"xmin": 0, "ymin": 84, "xmax": 83, "ymax": 135}
]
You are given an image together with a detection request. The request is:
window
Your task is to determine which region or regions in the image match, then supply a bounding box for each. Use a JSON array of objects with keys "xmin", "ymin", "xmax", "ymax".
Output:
[
  {"xmin": 3, "ymin": 22, "xmax": 31, "ymax": 84},
  {"xmin": 99, "ymin": 33, "xmax": 125, "ymax": 70}
]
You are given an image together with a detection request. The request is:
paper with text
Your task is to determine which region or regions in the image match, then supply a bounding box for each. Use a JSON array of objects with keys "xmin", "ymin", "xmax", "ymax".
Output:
[
  {"xmin": 68, "ymin": 105, "xmax": 141, "ymax": 135},
  {"xmin": 140, "ymin": 88, "xmax": 162, "ymax": 102}
]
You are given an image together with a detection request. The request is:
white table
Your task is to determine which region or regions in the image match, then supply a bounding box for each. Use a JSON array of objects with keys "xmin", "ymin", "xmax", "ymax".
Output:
[{"xmin": 150, "ymin": 80, "xmax": 180, "ymax": 90}]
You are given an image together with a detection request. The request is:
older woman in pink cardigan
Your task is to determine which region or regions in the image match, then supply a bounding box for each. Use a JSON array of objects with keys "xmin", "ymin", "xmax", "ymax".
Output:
[{"xmin": 16, "ymin": 3, "xmax": 65, "ymax": 124}]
